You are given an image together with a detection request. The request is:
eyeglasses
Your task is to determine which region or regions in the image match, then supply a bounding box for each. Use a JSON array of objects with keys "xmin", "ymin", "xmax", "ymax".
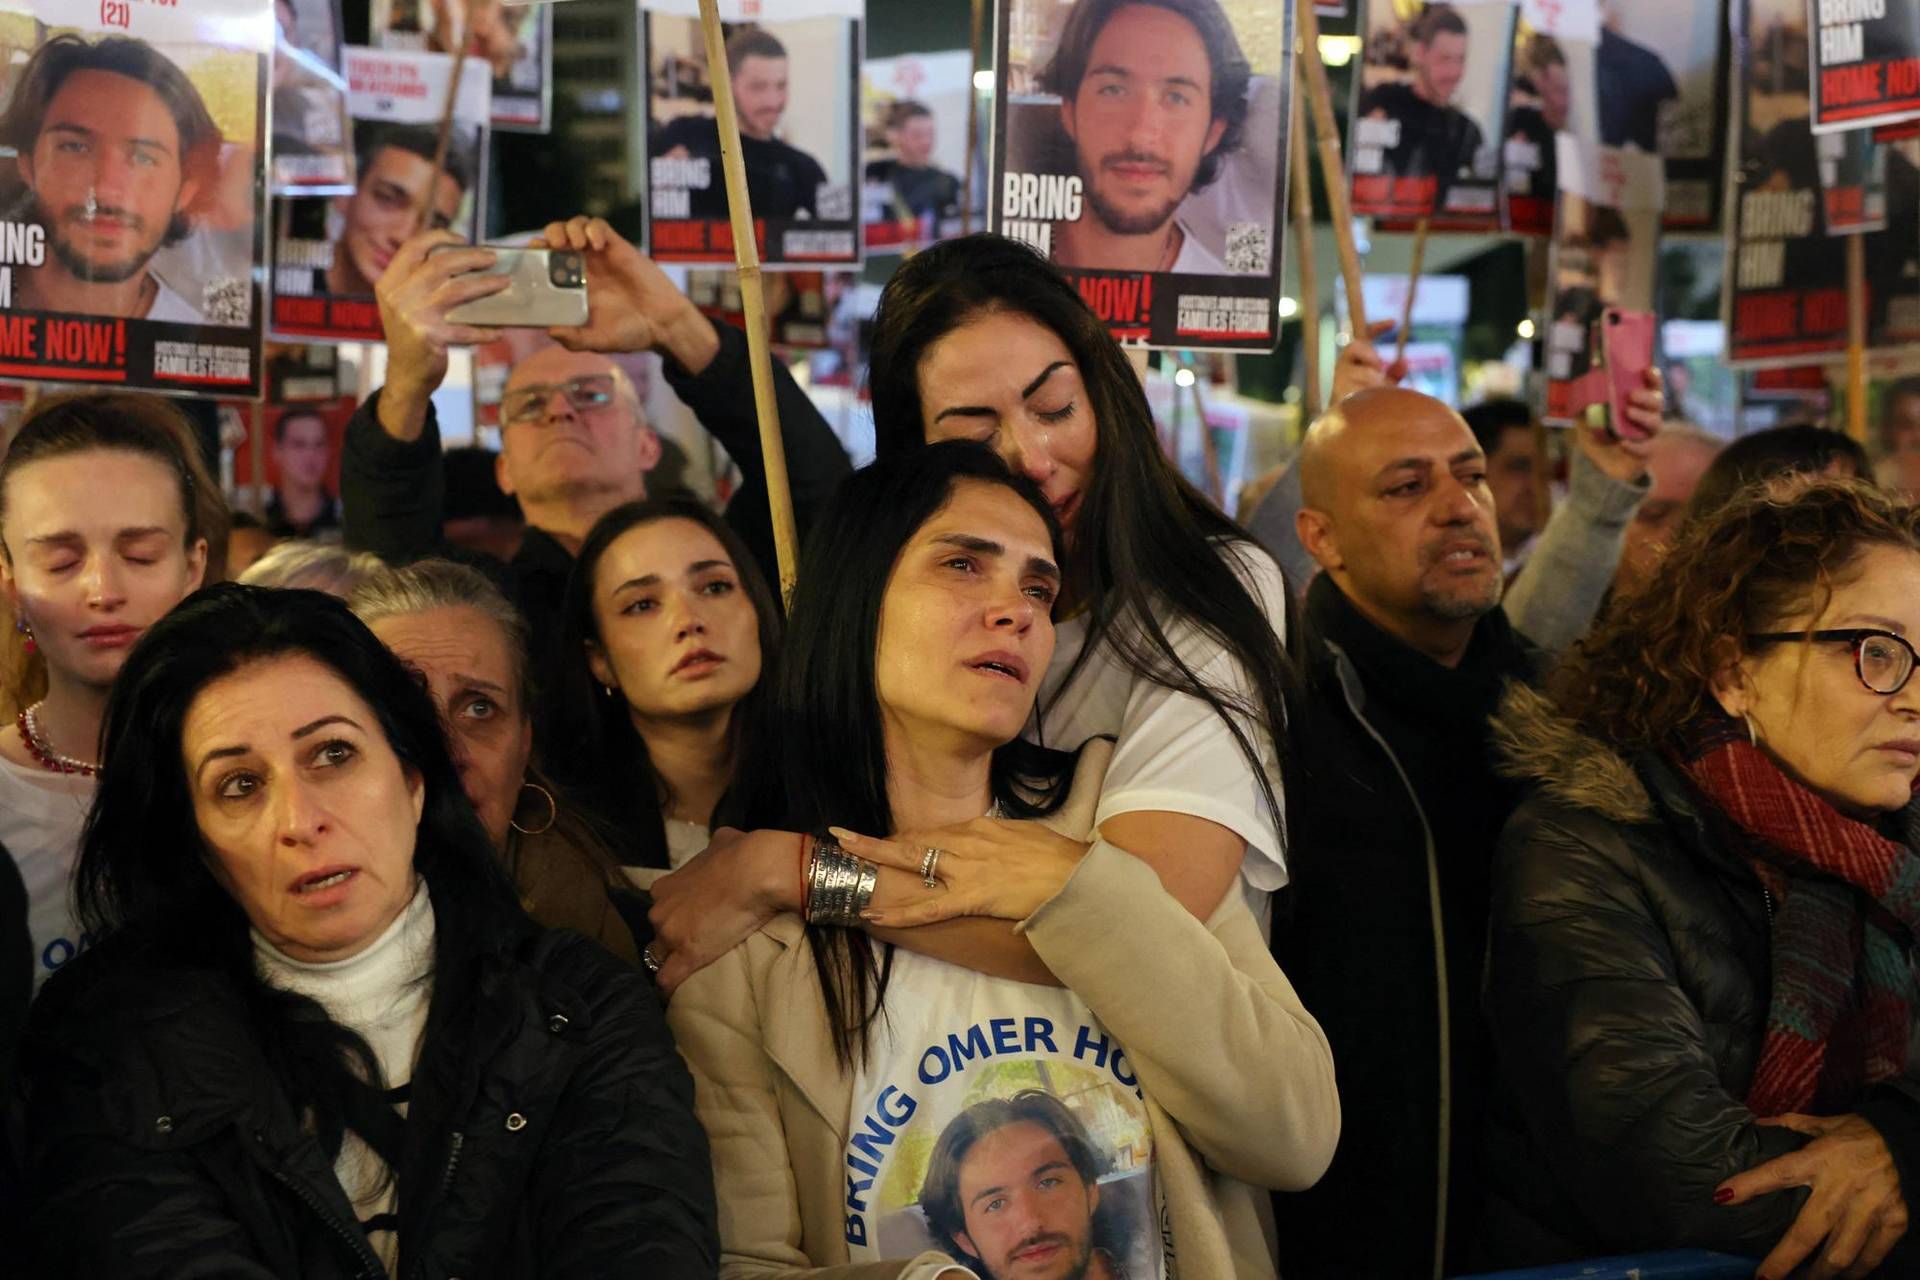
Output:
[
  {"xmin": 1746, "ymin": 629, "xmax": 1919, "ymax": 696},
  {"xmin": 500, "ymin": 374, "xmax": 618, "ymax": 427}
]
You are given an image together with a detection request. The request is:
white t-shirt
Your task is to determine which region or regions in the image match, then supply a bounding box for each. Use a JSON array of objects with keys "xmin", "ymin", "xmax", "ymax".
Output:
[
  {"xmin": 1030, "ymin": 540, "xmax": 1289, "ymax": 927},
  {"xmin": 1169, "ymin": 221, "xmax": 1230, "ymax": 275},
  {"xmin": 255, "ymin": 883, "xmax": 435, "ymax": 1276},
  {"xmin": 845, "ymin": 950, "xmax": 1169, "ymax": 1280},
  {"xmin": 664, "ymin": 817, "xmax": 709, "ymax": 870},
  {"xmin": 0, "ymin": 755, "xmax": 97, "ymax": 993}
]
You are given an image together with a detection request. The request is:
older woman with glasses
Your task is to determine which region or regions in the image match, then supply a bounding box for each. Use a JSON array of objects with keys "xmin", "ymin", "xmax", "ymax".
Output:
[{"xmin": 1481, "ymin": 477, "xmax": 1920, "ymax": 1279}]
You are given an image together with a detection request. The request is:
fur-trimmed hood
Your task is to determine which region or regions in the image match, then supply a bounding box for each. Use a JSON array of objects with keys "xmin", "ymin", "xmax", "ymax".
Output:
[{"xmin": 1489, "ymin": 681, "xmax": 1655, "ymax": 825}]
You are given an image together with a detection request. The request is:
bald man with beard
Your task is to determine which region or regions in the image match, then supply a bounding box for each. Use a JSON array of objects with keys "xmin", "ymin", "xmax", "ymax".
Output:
[{"xmin": 1271, "ymin": 388, "xmax": 1547, "ymax": 1279}]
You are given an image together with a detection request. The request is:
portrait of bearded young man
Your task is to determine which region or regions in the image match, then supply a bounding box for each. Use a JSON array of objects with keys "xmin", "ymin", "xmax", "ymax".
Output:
[{"xmin": 0, "ymin": 33, "xmax": 223, "ymax": 323}]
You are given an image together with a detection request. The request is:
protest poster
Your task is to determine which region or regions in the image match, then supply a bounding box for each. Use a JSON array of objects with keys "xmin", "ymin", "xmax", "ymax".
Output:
[
  {"xmin": 1501, "ymin": 0, "xmax": 1594, "ymax": 235},
  {"xmin": 370, "ymin": 0, "xmax": 552, "ymax": 132},
  {"xmin": 272, "ymin": 0, "xmax": 354, "ymax": 193},
  {"xmin": 1817, "ymin": 125, "xmax": 1887, "ymax": 233},
  {"xmin": 229, "ymin": 394, "xmax": 355, "ymax": 539},
  {"xmin": 1602, "ymin": 0, "xmax": 1730, "ymax": 230},
  {"xmin": 643, "ymin": 0, "xmax": 864, "ymax": 268},
  {"xmin": 1543, "ymin": 139, "xmax": 1662, "ymax": 423},
  {"xmin": 862, "ymin": 50, "xmax": 984, "ymax": 255},
  {"xmin": 0, "ymin": 0, "xmax": 268, "ymax": 394},
  {"xmin": 1807, "ymin": 0, "xmax": 1920, "ymax": 133},
  {"xmin": 1350, "ymin": 0, "xmax": 1515, "ymax": 230},
  {"xmin": 992, "ymin": 0, "xmax": 1291, "ymax": 348},
  {"xmin": 262, "ymin": 339, "xmax": 344, "ymax": 400},
  {"xmin": 1725, "ymin": 0, "xmax": 1920, "ymax": 365},
  {"xmin": 268, "ymin": 46, "xmax": 490, "ymax": 343},
  {"xmin": 686, "ymin": 268, "xmax": 843, "ymax": 347}
]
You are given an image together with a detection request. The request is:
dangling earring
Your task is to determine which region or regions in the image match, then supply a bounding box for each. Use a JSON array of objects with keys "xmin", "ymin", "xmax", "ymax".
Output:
[
  {"xmin": 1745, "ymin": 714, "xmax": 1760, "ymax": 748},
  {"xmin": 510, "ymin": 781, "xmax": 557, "ymax": 836},
  {"xmin": 601, "ymin": 683, "xmax": 617, "ymax": 699},
  {"xmin": 14, "ymin": 617, "xmax": 34, "ymax": 656}
]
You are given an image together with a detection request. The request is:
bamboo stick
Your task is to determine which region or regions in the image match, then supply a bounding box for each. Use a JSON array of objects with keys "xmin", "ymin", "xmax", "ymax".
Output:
[
  {"xmin": 1289, "ymin": 61, "xmax": 1320, "ymax": 418},
  {"xmin": 1294, "ymin": 0, "xmax": 1366, "ymax": 331},
  {"xmin": 1395, "ymin": 216, "xmax": 1429, "ymax": 366},
  {"xmin": 1846, "ymin": 232, "xmax": 1867, "ymax": 444},
  {"xmin": 964, "ymin": 0, "xmax": 986, "ymax": 235},
  {"xmin": 416, "ymin": 0, "xmax": 477, "ymax": 233},
  {"xmin": 698, "ymin": 0, "xmax": 800, "ymax": 600}
]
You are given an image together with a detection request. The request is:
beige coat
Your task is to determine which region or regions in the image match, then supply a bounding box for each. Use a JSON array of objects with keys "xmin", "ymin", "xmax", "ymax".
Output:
[{"xmin": 666, "ymin": 743, "xmax": 1341, "ymax": 1279}]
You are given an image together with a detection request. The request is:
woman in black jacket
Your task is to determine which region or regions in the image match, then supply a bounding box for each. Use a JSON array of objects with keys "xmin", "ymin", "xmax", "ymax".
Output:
[
  {"xmin": 16, "ymin": 583, "xmax": 716, "ymax": 1278},
  {"xmin": 1486, "ymin": 477, "xmax": 1920, "ymax": 1279}
]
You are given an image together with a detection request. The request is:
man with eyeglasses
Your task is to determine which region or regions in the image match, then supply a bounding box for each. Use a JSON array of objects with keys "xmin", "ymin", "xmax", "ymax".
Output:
[{"xmin": 339, "ymin": 220, "xmax": 851, "ymax": 744}]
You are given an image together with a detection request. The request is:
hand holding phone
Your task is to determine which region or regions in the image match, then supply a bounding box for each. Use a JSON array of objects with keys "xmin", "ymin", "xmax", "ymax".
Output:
[
  {"xmin": 1601, "ymin": 308, "xmax": 1657, "ymax": 442},
  {"xmin": 430, "ymin": 245, "xmax": 590, "ymax": 329}
]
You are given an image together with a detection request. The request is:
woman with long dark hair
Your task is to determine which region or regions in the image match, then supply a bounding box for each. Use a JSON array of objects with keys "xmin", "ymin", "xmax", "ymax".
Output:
[
  {"xmin": 670, "ymin": 442, "xmax": 1336, "ymax": 1277},
  {"xmin": 646, "ymin": 235, "xmax": 1297, "ymax": 991},
  {"xmin": 16, "ymin": 584, "xmax": 716, "ymax": 1277},
  {"xmin": 0, "ymin": 393, "xmax": 213, "ymax": 996},
  {"xmin": 552, "ymin": 496, "xmax": 781, "ymax": 869}
]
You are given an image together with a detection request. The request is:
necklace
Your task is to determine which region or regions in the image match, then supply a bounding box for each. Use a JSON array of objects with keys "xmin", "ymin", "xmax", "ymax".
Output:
[{"xmin": 18, "ymin": 702, "xmax": 99, "ymax": 776}]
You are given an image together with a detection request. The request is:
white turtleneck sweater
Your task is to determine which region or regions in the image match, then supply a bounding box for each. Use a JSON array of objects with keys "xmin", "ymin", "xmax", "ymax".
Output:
[{"xmin": 254, "ymin": 883, "xmax": 435, "ymax": 1275}]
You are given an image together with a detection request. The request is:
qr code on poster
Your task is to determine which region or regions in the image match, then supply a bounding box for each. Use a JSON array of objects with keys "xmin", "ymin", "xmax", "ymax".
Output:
[{"xmin": 1224, "ymin": 223, "xmax": 1269, "ymax": 275}]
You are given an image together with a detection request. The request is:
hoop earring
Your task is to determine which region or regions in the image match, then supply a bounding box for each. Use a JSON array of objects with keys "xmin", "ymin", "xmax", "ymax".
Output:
[{"xmin": 510, "ymin": 781, "xmax": 558, "ymax": 836}]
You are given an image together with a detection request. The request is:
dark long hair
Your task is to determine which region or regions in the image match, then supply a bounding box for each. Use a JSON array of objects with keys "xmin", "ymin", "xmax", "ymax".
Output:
[
  {"xmin": 554, "ymin": 497, "xmax": 783, "ymax": 867},
  {"xmin": 868, "ymin": 235, "xmax": 1292, "ymax": 848},
  {"xmin": 735, "ymin": 441, "xmax": 1081, "ymax": 1068},
  {"xmin": 73, "ymin": 583, "xmax": 528, "ymax": 1168}
]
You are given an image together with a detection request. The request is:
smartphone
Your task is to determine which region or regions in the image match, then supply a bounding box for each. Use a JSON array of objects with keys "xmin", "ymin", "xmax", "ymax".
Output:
[
  {"xmin": 1601, "ymin": 308, "xmax": 1656, "ymax": 441},
  {"xmin": 432, "ymin": 245, "xmax": 588, "ymax": 328}
]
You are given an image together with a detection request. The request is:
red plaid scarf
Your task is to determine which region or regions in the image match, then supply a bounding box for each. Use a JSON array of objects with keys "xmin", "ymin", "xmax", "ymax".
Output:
[{"xmin": 1669, "ymin": 711, "xmax": 1920, "ymax": 1116}]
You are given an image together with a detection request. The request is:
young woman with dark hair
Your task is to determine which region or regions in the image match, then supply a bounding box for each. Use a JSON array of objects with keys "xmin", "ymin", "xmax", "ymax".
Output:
[
  {"xmin": 667, "ymin": 442, "xmax": 1336, "ymax": 1278},
  {"xmin": 16, "ymin": 584, "xmax": 716, "ymax": 1277},
  {"xmin": 552, "ymin": 496, "xmax": 782, "ymax": 869},
  {"xmin": 647, "ymin": 236, "xmax": 1299, "ymax": 991},
  {"xmin": 0, "ymin": 392, "xmax": 211, "ymax": 994}
]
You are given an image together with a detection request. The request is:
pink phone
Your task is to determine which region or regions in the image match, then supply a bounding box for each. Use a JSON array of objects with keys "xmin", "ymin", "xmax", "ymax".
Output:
[{"xmin": 1602, "ymin": 308, "xmax": 1656, "ymax": 441}]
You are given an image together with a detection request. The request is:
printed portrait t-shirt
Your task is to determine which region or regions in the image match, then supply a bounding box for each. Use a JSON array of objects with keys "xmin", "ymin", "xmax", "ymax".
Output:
[
  {"xmin": 0, "ymin": 754, "xmax": 96, "ymax": 993},
  {"xmin": 845, "ymin": 950, "xmax": 1168, "ymax": 1280}
]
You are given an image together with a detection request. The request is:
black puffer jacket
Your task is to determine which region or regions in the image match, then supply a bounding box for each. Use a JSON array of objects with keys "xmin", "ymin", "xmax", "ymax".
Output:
[
  {"xmin": 1483, "ymin": 683, "xmax": 1920, "ymax": 1270},
  {"xmin": 17, "ymin": 925, "xmax": 718, "ymax": 1278}
]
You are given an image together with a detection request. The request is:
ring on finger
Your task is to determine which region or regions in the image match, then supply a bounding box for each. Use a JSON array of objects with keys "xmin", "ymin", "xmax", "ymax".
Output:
[
  {"xmin": 641, "ymin": 945, "xmax": 663, "ymax": 975},
  {"xmin": 919, "ymin": 846, "xmax": 946, "ymax": 889}
]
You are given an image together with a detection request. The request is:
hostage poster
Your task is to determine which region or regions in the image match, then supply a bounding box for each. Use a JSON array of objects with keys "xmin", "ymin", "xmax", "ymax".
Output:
[
  {"xmin": 1501, "ymin": 0, "xmax": 1593, "ymax": 235},
  {"xmin": 643, "ymin": 0, "xmax": 864, "ymax": 268},
  {"xmin": 1725, "ymin": 0, "xmax": 1920, "ymax": 365},
  {"xmin": 1605, "ymin": 0, "xmax": 1731, "ymax": 230},
  {"xmin": 271, "ymin": 0, "xmax": 353, "ymax": 193},
  {"xmin": 369, "ymin": 0, "xmax": 553, "ymax": 132},
  {"xmin": 1350, "ymin": 0, "xmax": 1514, "ymax": 230},
  {"xmin": 863, "ymin": 50, "xmax": 985, "ymax": 255},
  {"xmin": 991, "ymin": 0, "xmax": 1291, "ymax": 349},
  {"xmin": 1807, "ymin": 0, "xmax": 1920, "ymax": 133},
  {"xmin": 268, "ymin": 46, "xmax": 490, "ymax": 343},
  {"xmin": 0, "ymin": 0, "xmax": 268, "ymax": 394},
  {"xmin": 1543, "ymin": 139, "xmax": 1662, "ymax": 424}
]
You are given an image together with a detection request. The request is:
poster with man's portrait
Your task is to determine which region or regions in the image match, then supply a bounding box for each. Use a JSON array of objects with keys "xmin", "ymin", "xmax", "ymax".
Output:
[
  {"xmin": 685, "ymin": 267, "xmax": 844, "ymax": 348},
  {"xmin": 268, "ymin": 46, "xmax": 490, "ymax": 343},
  {"xmin": 271, "ymin": 0, "xmax": 353, "ymax": 192},
  {"xmin": 643, "ymin": 0, "xmax": 863, "ymax": 268},
  {"xmin": 229, "ymin": 395, "xmax": 354, "ymax": 541},
  {"xmin": 863, "ymin": 50, "xmax": 985, "ymax": 255},
  {"xmin": 1350, "ymin": 0, "xmax": 1515, "ymax": 229},
  {"xmin": 991, "ymin": 0, "xmax": 1292, "ymax": 349},
  {"xmin": 0, "ymin": 1, "xmax": 268, "ymax": 393},
  {"xmin": 370, "ymin": 0, "xmax": 551, "ymax": 132},
  {"xmin": 843, "ymin": 1004, "xmax": 1166, "ymax": 1277},
  {"xmin": 1543, "ymin": 138, "xmax": 1661, "ymax": 423},
  {"xmin": 1598, "ymin": 0, "xmax": 1729, "ymax": 231},
  {"xmin": 1725, "ymin": 0, "xmax": 1920, "ymax": 366}
]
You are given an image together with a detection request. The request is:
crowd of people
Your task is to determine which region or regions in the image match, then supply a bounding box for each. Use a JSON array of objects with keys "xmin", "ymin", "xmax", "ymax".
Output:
[{"xmin": 1, "ymin": 224, "xmax": 1917, "ymax": 1280}]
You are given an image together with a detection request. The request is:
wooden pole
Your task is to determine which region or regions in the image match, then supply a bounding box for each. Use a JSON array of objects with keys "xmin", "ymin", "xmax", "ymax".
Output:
[
  {"xmin": 698, "ymin": 0, "xmax": 801, "ymax": 601},
  {"xmin": 249, "ymin": 402, "xmax": 268, "ymax": 519},
  {"xmin": 1289, "ymin": 65, "xmax": 1320, "ymax": 419},
  {"xmin": 1395, "ymin": 216, "xmax": 1429, "ymax": 367},
  {"xmin": 1846, "ymin": 232, "xmax": 1867, "ymax": 444},
  {"xmin": 964, "ymin": 0, "xmax": 986, "ymax": 235},
  {"xmin": 1294, "ymin": 0, "xmax": 1367, "ymax": 332},
  {"xmin": 417, "ymin": 0, "xmax": 477, "ymax": 232},
  {"xmin": 1188, "ymin": 362, "xmax": 1224, "ymax": 505}
]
